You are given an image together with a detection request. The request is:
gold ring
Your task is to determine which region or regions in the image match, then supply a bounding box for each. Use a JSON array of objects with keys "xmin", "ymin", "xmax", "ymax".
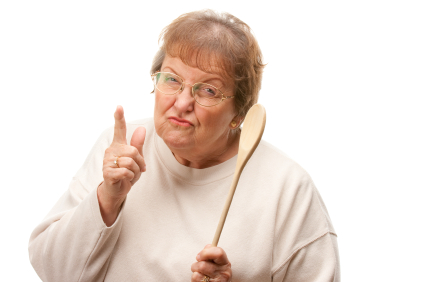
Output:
[
  {"xmin": 114, "ymin": 156, "xmax": 120, "ymax": 168},
  {"xmin": 202, "ymin": 276, "xmax": 210, "ymax": 282}
]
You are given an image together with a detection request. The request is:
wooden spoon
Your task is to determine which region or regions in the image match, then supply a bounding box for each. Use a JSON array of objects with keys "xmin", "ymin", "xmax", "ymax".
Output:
[{"xmin": 211, "ymin": 104, "xmax": 266, "ymax": 246}]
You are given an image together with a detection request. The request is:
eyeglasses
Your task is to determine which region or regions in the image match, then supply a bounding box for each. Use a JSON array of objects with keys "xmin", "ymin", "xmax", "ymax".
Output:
[{"xmin": 151, "ymin": 72, "xmax": 234, "ymax": 107}]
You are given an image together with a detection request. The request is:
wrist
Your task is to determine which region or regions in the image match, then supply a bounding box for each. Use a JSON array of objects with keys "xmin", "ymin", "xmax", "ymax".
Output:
[{"xmin": 97, "ymin": 183, "xmax": 125, "ymax": 227}]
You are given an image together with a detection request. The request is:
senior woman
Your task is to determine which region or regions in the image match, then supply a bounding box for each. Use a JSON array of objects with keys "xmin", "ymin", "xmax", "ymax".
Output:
[{"xmin": 29, "ymin": 10, "xmax": 340, "ymax": 282}]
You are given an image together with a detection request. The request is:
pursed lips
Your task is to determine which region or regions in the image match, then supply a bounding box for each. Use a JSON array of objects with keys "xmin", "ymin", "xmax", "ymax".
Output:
[{"xmin": 168, "ymin": 117, "xmax": 193, "ymax": 127}]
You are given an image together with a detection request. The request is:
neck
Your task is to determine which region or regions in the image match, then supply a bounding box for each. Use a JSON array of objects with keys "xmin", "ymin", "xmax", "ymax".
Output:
[{"xmin": 171, "ymin": 129, "xmax": 240, "ymax": 169}]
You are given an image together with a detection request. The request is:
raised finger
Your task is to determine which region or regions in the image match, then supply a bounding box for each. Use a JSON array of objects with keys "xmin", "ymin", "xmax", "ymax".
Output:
[{"xmin": 113, "ymin": 105, "xmax": 127, "ymax": 144}]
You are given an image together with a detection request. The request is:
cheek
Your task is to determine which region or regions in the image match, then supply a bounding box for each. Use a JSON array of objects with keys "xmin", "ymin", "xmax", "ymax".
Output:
[
  {"xmin": 154, "ymin": 93, "xmax": 174, "ymax": 133},
  {"xmin": 195, "ymin": 108, "xmax": 226, "ymax": 133},
  {"xmin": 193, "ymin": 107, "xmax": 209, "ymax": 124},
  {"xmin": 196, "ymin": 108, "xmax": 231, "ymax": 132},
  {"xmin": 154, "ymin": 92, "xmax": 175, "ymax": 114}
]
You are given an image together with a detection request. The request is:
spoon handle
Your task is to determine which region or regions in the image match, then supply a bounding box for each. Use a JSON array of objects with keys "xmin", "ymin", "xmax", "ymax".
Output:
[{"xmin": 211, "ymin": 166, "xmax": 243, "ymax": 247}]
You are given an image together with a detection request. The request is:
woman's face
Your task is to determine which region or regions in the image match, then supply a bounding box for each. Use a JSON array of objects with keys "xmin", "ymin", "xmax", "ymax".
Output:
[{"xmin": 154, "ymin": 55, "xmax": 237, "ymax": 160}]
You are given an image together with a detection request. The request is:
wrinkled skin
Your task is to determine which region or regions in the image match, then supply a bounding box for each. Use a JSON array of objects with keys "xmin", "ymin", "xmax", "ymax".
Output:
[{"xmin": 191, "ymin": 245, "xmax": 232, "ymax": 282}]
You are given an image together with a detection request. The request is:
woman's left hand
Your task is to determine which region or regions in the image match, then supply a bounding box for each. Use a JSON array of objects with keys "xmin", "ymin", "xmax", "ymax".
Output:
[{"xmin": 191, "ymin": 244, "xmax": 232, "ymax": 282}]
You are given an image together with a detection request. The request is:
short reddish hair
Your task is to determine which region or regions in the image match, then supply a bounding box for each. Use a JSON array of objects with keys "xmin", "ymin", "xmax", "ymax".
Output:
[{"xmin": 151, "ymin": 9, "xmax": 265, "ymax": 117}]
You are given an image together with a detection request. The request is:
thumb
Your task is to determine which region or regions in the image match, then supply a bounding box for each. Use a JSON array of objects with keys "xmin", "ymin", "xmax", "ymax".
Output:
[{"xmin": 130, "ymin": 126, "xmax": 146, "ymax": 156}]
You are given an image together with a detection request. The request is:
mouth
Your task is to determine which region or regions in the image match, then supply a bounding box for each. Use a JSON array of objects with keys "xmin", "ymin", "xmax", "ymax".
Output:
[{"xmin": 168, "ymin": 117, "xmax": 193, "ymax": 127}]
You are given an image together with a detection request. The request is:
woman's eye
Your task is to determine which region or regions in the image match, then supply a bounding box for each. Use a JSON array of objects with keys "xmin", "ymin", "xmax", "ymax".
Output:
[
  {"xmin": 206, "ymin": 88, "xmax": 216, "ymax": 95},
  {"xmin": 199, "ymin": 86, "xmax": 217, "ymax": 97},
  {"xmin": 165, "ymin": 76, "xmax": 177, "ymax": 82}
]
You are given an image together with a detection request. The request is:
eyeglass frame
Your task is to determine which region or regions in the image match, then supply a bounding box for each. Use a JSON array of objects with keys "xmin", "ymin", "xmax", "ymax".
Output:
[{"xmin": 151, "ymin": 71, "xmax": 235, "ymax": 107}]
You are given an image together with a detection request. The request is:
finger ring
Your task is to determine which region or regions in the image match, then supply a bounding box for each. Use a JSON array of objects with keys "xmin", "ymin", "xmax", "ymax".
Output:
[
  {"xmin": 202, "ymin": 276, "xmax": 210, "ymax": 282},
  {"xmin": 114, "ymin": 156, "xmax": 120, "ymax": 168}
]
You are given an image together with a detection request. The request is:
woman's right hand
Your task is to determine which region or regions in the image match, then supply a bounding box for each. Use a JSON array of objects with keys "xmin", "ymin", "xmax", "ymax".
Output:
[{"xmin": 97, "ymin": 105, "xmax": 146, "ymax": 226}]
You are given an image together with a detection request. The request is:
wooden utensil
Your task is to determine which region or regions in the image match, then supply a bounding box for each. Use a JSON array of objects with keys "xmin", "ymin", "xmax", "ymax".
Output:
[{"xmin": 211, "ymin": 104, "xmax": 266, "ymax": 246}]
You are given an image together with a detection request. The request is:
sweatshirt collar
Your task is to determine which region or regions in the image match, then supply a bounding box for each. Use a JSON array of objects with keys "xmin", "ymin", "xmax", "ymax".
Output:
[{"xmin": 154, "ymin": 132, "xmax": 237, "ymax": 185}]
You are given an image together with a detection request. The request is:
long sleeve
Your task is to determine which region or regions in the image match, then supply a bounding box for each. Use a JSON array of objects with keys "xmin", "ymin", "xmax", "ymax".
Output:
[
  {"xmin": 28, "ymin": 127, "xmax": 125, "ymax": 282},
  {"xmin": 266, "ymin": 154, "xmax": 341, "ymax": 282},
  {"xmin": 272, "ymin": 232, "xmax": 340, "ymax": 282}
]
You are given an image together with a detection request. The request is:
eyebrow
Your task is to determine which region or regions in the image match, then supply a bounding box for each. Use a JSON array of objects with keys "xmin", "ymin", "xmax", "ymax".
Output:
[{"xmin": 161, "ymin": 66, "xmax": 226, "ymax": 89}]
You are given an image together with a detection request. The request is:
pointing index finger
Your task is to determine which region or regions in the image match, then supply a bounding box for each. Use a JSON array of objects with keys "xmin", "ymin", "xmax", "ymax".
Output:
[{"xmin": 113, "ymin": 105, "xmax": 127, "ymax": 144}]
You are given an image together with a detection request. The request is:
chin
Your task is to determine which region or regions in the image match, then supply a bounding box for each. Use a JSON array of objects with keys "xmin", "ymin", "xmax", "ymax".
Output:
[
  {"xmin": 155, "ymin": 118, "xmax": 197, "ymax": 150},
  {"xmin": 161, "ymin": 129, "xmax": 195, "ymax": 150}
]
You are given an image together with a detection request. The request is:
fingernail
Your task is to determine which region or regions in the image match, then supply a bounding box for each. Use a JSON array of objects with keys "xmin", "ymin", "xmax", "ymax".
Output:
[
  {"xmin": 143, "ymin": 165, "xmax": 147, "ymax": 172},
  {"xmin": 196, "ymin": 254, "xmax": 200, "ymax": 260}
]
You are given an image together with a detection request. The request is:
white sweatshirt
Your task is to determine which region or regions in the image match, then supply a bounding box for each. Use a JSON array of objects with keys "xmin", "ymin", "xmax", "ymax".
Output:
[{"xmin": 29, "ymin": 118, "xmax": 340, "ymax": 282}]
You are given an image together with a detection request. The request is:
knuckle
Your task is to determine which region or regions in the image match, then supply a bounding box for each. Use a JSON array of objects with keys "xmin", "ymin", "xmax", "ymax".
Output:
[
  {"xmin": 104, "ymin": 147, "xmax": 112, "ymax": 154},
  {"xmin": 198, "ymin": 261, "xmax": 208, "ymax": 271},
  {"xmin": 137, "ymin": 160, "xmax": 145, "ymax": 171},
  {"xmin": 198, "ymin": 261, "xmax": 213, "ymax": 273},
  {"xmin": 103, "ymin": 157, "xmax": 112, "ymax": 166},
  {"xmin": 129, "ymin": 146, "xmax": 138, "ymax": 157},
  {"xmin": 222, "ymin": 271, "xmax": 232, "ymax": 281},
  {"xmin": 135, "ymin": 158, "xmax": 143, "ymax": 168},
  {"xmin": 104, "ymin": 170, "xmax": 112, "ymax": 179},
  {"xmin": 132, "ymin": 159, "xmax": 140, "ymax": 169},
  {"xmin": 118, "ymin": 157, "xmax": 128, "ymax": 167},
  {"xmin": 109, "ymin": 173, "xmax": 121, "ymax": 182},
  {"xmin": 137, "ymin": 155, "xmax": 144, "ymax": 163},
  {"xmin": 105, "ymin": 146, "xmax": 117, "ymax": 156},
  {"xmin": 133, "ymin": 169, "xmax": 141, "ymax": 179},
  {"xmin": 191, "ymin": 272, "xmax": 199, "ymax": 281},
  {"xmin": 216, "ymin": 247, "xmax": 225, "ymax": 257},
  {"xmin": 128, "ymin": 158, "xmax": 136, "ymax": 169},
  {"xmin": 190, "ymin": 262, "xmax": 197, "ymax": 272},
  {"xmin": 104, "ymin": 172, "xmax": 116, "ymax": 182},
  {"xmin": 124, "ymin": 169, "xmax": 135, "ymax": 180}
]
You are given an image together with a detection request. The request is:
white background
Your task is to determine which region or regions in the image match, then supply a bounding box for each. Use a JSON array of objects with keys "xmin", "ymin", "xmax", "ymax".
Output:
[{"xmin": 1, "ymin": 0, "xmax": 424, "ymax": 281}]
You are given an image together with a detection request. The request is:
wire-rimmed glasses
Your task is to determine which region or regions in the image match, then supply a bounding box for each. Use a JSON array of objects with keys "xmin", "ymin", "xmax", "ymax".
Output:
[{"xmin": 151, "ymin": 72, "xmax": 234, "ymax": 107}]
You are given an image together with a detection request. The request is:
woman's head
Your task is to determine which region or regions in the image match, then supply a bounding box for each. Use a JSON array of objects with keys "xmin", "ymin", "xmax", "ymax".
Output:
[{"xmin": 151, "ymin": 9, "xmax": 265, "ymax": 118}]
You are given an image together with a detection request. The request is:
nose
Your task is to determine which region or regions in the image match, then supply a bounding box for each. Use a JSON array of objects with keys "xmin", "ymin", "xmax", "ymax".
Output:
[{"xmin": 174, "ymin": 82, "xmax": 195, "ymax": 112}]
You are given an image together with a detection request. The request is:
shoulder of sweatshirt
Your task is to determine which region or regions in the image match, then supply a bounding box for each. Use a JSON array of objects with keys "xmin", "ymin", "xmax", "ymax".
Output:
[
  {"xmin": 256, "ymin": 140, "xmax": 337, "ymax": 235},
  {"xmin": 252, "ymin": 139, "xmax": 313, "ymax": 182}
]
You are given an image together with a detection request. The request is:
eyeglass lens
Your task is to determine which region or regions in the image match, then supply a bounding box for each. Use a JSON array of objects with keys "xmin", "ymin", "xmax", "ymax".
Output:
[{"xmin": 154, "ymin": 72, "xmax": 223, "ymax": 106}]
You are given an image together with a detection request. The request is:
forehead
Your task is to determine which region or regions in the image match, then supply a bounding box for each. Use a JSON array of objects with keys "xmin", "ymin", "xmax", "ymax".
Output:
[{"xmin": 161, "ymin": 55, "xmax": 232, "ymax": 88}]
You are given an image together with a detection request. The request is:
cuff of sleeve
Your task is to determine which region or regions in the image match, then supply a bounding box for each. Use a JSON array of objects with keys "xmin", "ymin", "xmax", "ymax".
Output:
[{"xmin": 89, "ymin": 184, "xmax": 127, "ymax": 230}]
